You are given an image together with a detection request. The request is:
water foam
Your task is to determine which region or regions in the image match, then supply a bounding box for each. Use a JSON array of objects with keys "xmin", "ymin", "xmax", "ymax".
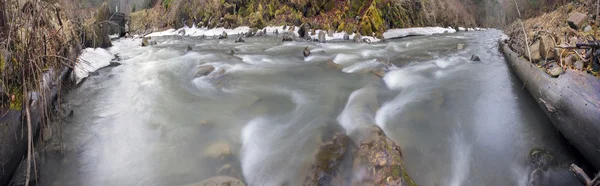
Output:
[{"xmin": 337, "ymin": 87, "xmax": 378, "ymax": 134}]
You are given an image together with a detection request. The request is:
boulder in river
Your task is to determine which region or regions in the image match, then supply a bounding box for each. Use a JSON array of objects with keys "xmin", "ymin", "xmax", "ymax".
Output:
[
  {"xmin": 567, "ymin": 12, "xmax": 588, "ymax": 30},
  {"xmin": 235, "ymin": 36, "xmax": 245, "ymax": 43},
  {"xmin": 343, "ymin": 33, "xmax": 350, "ymax": 40},
  {"xmin": 351, "ymin": 125, "xmax": 416, "ymax": 186},
  {"xmin": 298, "ymin": 23, "xmax": 310, "ymax": 40},
  {"xmin": 304, "ymin": 131, "xmax": 354, "ymax": 185},
  {"xmin": 282, "ymin": 31, "xmax": 295, "ymax": 42},
  {"xmin": 218, "ymin": 31, "xmax": 228, "ymax": 39},
  {"xmin": 372, "ymin": 69, "xmax": 386, "ymax": 78},
  {"xmin": 183, "ymin": 176, "xmax": 245, "ymax": 186},
  {"xmin": 141, "ymin": 37, "xmax": 149, "ymax": 47},
  {"xmin": 247, "ymin": 28, "xmax": 258, "ymax": 37},
  {"xmin": 318, "ymin": 31, "xmax": 326, "ymax": 43},
  {"xmin": 326, "ymin": 60, "xmax": 343, "ymax": 71},
  {"xmin": 353, "ymin": 33, "xmax": 363, "ymax": 43},
  {"xmin": 303, "ymin": 47, "xmax": 311, "ymax": 57},
  {"xmin": 471, "ymin": 54, "xmax": 481, "ymax": 61},
  {"xmin": 185, "ymin": 45, "xmax": 193, "ymax": 52},
  {"xmin": 197, "ymin": 65, "xmax": 216, "ymax": 77},
  {"xmin": 203, "ymin": 141, "xmax": 233, "ymax": 159}
]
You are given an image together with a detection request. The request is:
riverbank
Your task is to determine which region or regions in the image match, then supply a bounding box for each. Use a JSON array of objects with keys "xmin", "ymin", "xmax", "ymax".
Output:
[
  {"xmin": 502, "ymin": 0, "xmax": 600, "ymax": 181},
  {"xmin": 504, "ymin": 0, "xmax": 599, "ymax": 77},
  {"xmin": 0, "ymin": 1, "xmax": 119, "ymax": 185}
]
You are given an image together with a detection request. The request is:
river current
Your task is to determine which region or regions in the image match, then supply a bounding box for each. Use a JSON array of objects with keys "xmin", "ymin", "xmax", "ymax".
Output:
[{"xmin": 39, "ymin": 30, "xmax": 585, "ymax": 186}]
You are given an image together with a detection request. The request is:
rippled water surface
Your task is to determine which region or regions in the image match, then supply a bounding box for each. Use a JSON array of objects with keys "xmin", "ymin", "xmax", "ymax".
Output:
[{"xmin": 40, "ymin": 30, "xmax": 585, "ymax": 186}]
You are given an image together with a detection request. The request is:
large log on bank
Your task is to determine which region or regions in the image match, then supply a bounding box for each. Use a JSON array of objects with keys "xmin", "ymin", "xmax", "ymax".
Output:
[{"xmin": 501, "ymin": 41, "xmax": 600, "ymax": 169}]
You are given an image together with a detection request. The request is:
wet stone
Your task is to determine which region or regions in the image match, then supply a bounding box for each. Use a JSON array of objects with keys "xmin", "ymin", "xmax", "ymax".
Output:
[
  {"xmin": 471, "ymin": 54, "xmax": 481, "ymax": 61},
  {"xmin": 303, "ymin": 47, "xmax": 310, "ymax": 57}
]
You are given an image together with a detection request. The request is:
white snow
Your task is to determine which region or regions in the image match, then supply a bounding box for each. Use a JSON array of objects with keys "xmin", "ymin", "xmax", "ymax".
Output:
[
  {"xmin": 383, "ymin": 27, "xmax": 456, "ymax": 39},
  {"xmin": 146, "ymin": 25, "xmax": 487, "ymax": 42},
  {"xmin": 74, "ymin": 48, "xmax": 114, "ymax": 84}
]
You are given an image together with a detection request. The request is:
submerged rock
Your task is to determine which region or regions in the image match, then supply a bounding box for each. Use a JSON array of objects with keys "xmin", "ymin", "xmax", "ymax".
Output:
[
  {"xmin": 235, "ymin": 36, "xmax": 245, "ymax": 43},
  {"xmin": 457, "ymin": 43, "xmax": 465, "ymax": 50},
  {"xmin": 303, "ymin": 47, "xmax": 311, "ymax": 57},
  {"xmin": 197, "ymin": 65, "xmax": 216, "ymax": 77},
  {"xmin": 183, "ymin": 176, "xmax": 245, "ymax": 186},
  {"xmin": 471, "ymin": 54, "xmax": 481, "ymax": 61},
  {"xmin": 282, "ymin": 31, "xmax": 295, "ymax": 42},
  {"xmin": 326, "ymin": 60, "xmax": 343, "ymax": 71},
  {"xmin": 304, "ymin": 131, "xmax": 354, "ymax": 185},
  {"xmin": 529, "ymin": 148, "xmax": 557, "ymax": 170},
  {"xmin": 185, "ymin": 45, "xmax": 193, "ymax": 52},
  {"xmin": 203, "ymin": 141, "xmax": 233, "ymax": 159},
  {"xmin": 372, "ymin": 69, "xmax": 386, "ymax": 78},
  {"xmin": 217, "ymin": 164, "xmax": 243, "ymax": 179}
]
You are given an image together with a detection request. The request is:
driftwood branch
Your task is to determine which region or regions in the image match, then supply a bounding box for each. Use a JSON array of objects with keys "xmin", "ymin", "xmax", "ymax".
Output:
[{"xmin": 570, "ymin": 163, "xmax": 600, "ymax": 186}]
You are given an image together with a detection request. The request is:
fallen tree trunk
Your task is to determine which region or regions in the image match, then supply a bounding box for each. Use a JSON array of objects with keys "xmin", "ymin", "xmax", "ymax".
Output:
[{"xmin": 500, "ymin": 41, "xmax": 600, "ymax": 170}]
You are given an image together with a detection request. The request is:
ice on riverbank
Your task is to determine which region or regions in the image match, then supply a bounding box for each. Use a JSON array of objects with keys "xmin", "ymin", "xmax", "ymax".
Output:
[
  {"xmin": 145, "ymin": 24, "xmax": 487, "ymax": 43},
  {"xmin": 74, "ymin": 48, "xmax": 114, "ymax": 84}
]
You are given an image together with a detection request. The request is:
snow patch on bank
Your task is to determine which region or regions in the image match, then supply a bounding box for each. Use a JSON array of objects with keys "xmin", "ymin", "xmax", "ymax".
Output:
[
  {"xmin": 74, "ymin": 48, "xmax": 114, "ymax": 84},
  {"xmin": 383, "ymin": 27, "xmax": 456, "ymax": 39},
  {"xmin": 146, "ymin": 25, "xmax": 487, "ymax": 42}
]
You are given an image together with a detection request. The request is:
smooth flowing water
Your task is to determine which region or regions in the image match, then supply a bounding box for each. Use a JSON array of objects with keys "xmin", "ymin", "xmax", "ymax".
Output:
[{"xmin": 40, "ymin": 30, "xmax": 585, "ymax": 186}]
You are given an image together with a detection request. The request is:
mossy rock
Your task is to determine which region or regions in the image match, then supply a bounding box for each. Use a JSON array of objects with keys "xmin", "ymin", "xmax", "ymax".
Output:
[
  {"xmin": 529, "ymin": 148, "xmax": 557, "ymax": 170},
  {"xmin": 352, "ymin": 126, "xmax": 417, "ymax": 186}
]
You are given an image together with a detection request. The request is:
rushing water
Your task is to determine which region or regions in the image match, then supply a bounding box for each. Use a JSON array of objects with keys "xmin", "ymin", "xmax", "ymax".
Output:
[{"xmin": 39, "ymin": 30, "xmax": 586, "ymax": 186}]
